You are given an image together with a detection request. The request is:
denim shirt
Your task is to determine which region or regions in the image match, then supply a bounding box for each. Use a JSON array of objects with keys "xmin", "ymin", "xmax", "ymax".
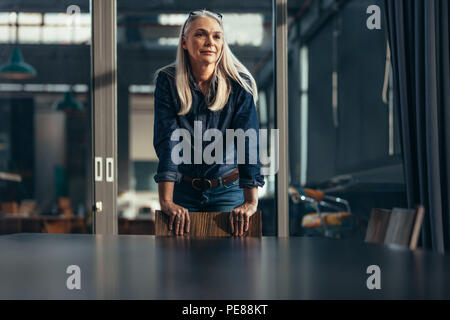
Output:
[{"xmin": 153, "ymin": 66, "xmax": 265, "ymax": 189}]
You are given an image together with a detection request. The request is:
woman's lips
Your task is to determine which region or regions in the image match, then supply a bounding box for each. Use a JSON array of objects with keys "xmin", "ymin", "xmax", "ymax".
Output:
[{"xmin": 201, "ymin": 51, "xmax": 215, "ymax": 55}]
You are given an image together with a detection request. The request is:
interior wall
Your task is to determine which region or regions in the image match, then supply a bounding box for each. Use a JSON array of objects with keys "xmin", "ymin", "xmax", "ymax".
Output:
[
  {"xmin": 306, "ymin": 0, "xmax": 399, "ymax": 185},
  {"xmin": 130, "ymin": 93, "xmax": 156, "ymax": 161},
  {"xmin": 307, "ymin": 19, "xmax": 336, "ymax": 184},
  {"xmin": 34, "ymin": 110, "xmax": 65, "ymax": 212}
]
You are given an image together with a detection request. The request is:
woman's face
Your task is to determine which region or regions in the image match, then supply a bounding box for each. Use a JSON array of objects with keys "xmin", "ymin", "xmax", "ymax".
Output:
[{"xmin": 182, "ymin": 16, "xmax": 223, "ymax": 67}]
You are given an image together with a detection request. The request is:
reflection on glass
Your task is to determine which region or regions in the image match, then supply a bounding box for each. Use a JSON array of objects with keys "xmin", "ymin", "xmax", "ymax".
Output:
[
  {"xmin": 288, "ymin": 0, "xmax": 406, "ymax": 238},
  {"xmin": 0, "ymin": 3, "xmax": 92, "ymax": 235},
  {"xmin": 0, "ymin": 12, "xmax": 91, "ymax": 45}
]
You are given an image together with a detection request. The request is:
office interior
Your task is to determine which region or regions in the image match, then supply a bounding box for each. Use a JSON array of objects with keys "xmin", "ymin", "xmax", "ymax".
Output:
[{"xmin": 0, "ymin": 1, "xmax": 448, "ymax": 255}]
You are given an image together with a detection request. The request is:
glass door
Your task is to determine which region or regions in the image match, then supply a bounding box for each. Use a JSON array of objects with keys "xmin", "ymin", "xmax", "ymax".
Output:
[
  {"xmin": 0, "ymin": 2, "xmax": 93, "ymax": 234},
  {"xmin": 115, "ymin": 0, "xmax": 276, "ymax": 235}
]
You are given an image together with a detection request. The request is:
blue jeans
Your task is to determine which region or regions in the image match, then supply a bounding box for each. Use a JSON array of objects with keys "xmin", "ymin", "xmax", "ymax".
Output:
[{"xmin": 173, "ymin": 178, "xmax": 244, "ymax": 212}]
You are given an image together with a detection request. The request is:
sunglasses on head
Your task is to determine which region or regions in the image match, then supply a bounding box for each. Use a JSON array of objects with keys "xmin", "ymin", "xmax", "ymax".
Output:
[
  {"xmin": 189, "ymin": 10, "xmax": 223, "ymax": 20},
  {"xmin": 182, "ymin": 10, "xmax": 223, "ymax": 35}
]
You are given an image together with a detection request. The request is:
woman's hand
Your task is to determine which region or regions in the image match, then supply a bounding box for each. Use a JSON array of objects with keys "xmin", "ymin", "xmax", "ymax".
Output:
[
  {"xmin": 230, "ymin": 201, "xmax": 258, "ymax": 237},
  {"xmin": 161, "ymin": 200, "xmax": 190, "ymax": 235}
]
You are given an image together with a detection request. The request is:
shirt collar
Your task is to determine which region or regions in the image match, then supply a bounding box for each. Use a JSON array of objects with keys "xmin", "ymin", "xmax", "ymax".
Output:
[
  {"xmin": 187, "ymin": 66, "xmax": 219, "ymax": 95},
  {"xmin": 188, "ymin": 68, "xmax": 202, "ymax": 93}
]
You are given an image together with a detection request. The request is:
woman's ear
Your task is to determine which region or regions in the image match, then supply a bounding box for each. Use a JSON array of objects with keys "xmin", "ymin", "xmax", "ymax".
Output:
[{"xmin": 181, "ymin": 36, "xmax": 187, "ymax": 50}]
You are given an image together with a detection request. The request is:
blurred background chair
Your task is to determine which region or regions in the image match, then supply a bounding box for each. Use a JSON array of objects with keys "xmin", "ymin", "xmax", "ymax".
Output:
[
  {"xmin": 365, "ymin": 205, "xmax": 424, "ymax": 250},
  {"xmin": 384, "ymin": 206, "xmax": 425, "ymax": 250},
  {"xmin": 289, "ymin": 186, "xmax": 359, "ymax": 239},
  {"xmin": 364, "ymin": 208, "xmax": 392, "ymax": 244},
  {"xmin": 42, "ymin": 219, "xmax": 69, "ymax": 233}
]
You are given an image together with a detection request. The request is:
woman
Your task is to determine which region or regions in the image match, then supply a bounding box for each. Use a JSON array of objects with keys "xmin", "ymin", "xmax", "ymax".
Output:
[{"xmin": 153, "ymin": 9, "xmax": 265, "ymax": 237}]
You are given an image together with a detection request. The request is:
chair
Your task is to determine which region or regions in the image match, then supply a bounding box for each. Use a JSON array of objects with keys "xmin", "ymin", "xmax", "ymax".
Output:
[
  {"xmin": 384, "ymin": 206, "xmax": 425, "ymax": 250},
  {"xmin": 42, "ymin": 219, "xmax": 69, "ymax": 233},
  {"xmin": 364, "ymin": 208, "xmax": 392, "ymax": 244},
  {"xmin": 289, "ymin": 187, "xmax": 356, "ymax": 239},
  {"xmin": 155, "ymin": 210, "xmax": 262, "ymax": 237},
  {"xmin": 119, "ymin": 217, "xmax": 155, "ymax": 235},
  {"xmin": 365, "ymin": 206, "xmax": 425, "ymax": 250}
]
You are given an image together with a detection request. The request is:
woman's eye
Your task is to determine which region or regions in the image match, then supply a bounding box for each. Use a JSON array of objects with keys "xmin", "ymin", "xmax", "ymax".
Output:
[{"xmin": 214, "ymin": 36, "xmax": 221, "ymax": 39}]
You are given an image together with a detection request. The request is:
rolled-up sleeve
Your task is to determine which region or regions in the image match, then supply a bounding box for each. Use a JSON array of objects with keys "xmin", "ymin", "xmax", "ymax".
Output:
[
  {"xmin": 232, "ymin": 89, "xmax": 266, "ymax": 189},
  {"xmin": 153, "ymin": 73, "xmax": 182, "ymax": 183}
]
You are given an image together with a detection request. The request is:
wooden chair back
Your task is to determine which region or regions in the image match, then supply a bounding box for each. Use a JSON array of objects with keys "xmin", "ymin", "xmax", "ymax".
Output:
[
  {"xmin": 155, "ymin": 210, "xmax": 262, "ymax": 237},
  {"xmin": 42, "ymin": 220, "xmax": 69, "ymax": 233}
]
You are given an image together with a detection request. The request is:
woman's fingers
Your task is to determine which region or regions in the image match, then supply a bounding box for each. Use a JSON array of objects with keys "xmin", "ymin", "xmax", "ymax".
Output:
[
  {"xmin": 180, "ymin": 213, "xmax": 185, "ymax": 235},
  {"xmin": 229, "ymin": 212, "xmax": 234, "ymax": 234},
  {"xmin": 177, "ymin": 212, "xmax": 184, "ymax": 235},
  {"xmin": 244, "ymin": 214, "xmax": 250, "ymax": 232},
  {"xmin": 185, "ymin": 210, "xmax": 190, "ymax": 233},
  {"xmin": 230, "ymin": 206, "xmax": 253, "ymax": 236},
  {"xmin": 169, "ymin": 214, "xmax": 175, "ymax": 231},
  {"xmin": 239, "ymin": 212, "xmax": 244, "ymax": 237},
  {"xmin": 234, "ymin": 211, "xmax": 239, "ymax": 237},
  {"xmin": 175, "ymin": 214, "xmax": 179, "ymax": 235},
  {"xmin": 166, "ymin": 205, "xmax": 189, "ymax": 235}
]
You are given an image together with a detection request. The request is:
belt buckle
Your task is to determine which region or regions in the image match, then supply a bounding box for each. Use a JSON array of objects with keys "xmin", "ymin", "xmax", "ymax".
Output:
[{"xmin": 192, "ymin": 178, "xmax": 212, "ymax": 191}]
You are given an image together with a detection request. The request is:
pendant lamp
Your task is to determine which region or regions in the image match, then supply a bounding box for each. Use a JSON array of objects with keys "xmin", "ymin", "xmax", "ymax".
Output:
[
  {"xmin": 0, "ymin": 47, "xmax": 37, "ymax": 79},
  {"xmin": 54, "ymin": 91, "xmax": 84, "ymax": 111},
  {"xmin": 0, "ymin": 11, "xmax": 37, "ymax": 80}
]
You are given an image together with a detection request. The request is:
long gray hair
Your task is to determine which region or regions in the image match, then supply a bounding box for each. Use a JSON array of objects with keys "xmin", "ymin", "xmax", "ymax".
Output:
[{"xmin": 156, "ymin": 10, "xmax": 258, "ymax": 115}]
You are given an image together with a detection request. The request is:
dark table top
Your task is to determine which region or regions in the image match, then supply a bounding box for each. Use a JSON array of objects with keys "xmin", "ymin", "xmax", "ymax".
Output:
[{"xmin": 0, "ymin": 233, "xmax": 449, "ymax": 299}]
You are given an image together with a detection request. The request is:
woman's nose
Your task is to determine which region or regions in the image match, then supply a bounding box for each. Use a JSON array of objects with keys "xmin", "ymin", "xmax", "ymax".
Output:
[{"xmin": 204, "ymin": 35, "xmax": 215, "ymax": 47}]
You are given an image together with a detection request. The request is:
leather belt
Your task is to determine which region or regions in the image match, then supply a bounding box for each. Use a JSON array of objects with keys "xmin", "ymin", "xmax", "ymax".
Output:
[{"xmin": 182, "ymin": 169, "xmax": 239, "ymax": 191}]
